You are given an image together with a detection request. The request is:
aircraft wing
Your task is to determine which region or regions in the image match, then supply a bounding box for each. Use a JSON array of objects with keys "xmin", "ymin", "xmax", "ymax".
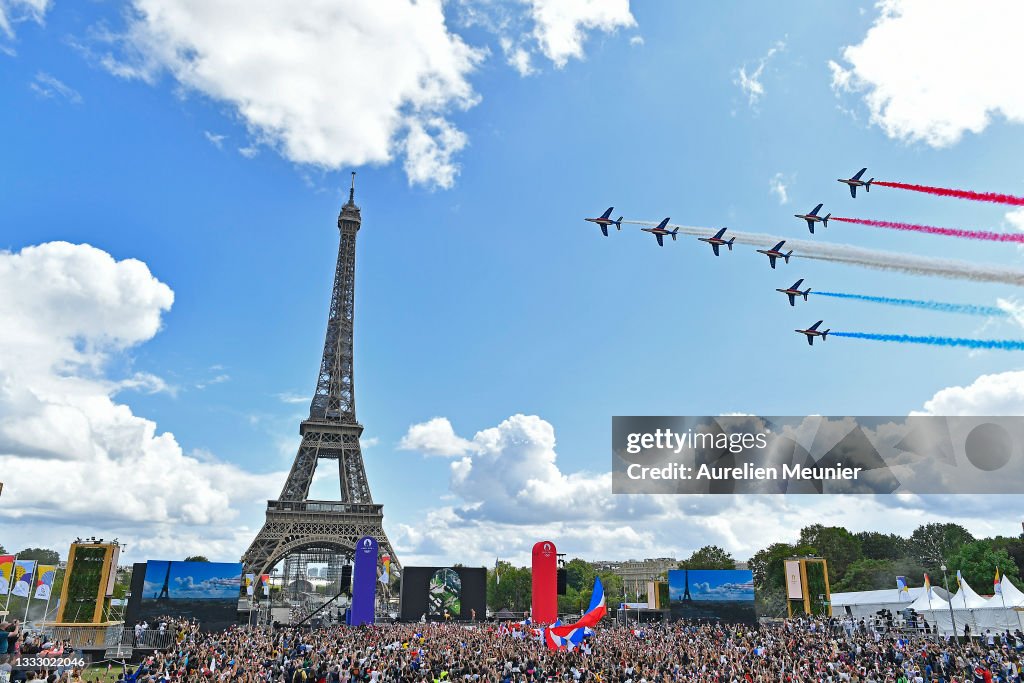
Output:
[
  {"xmin": 768, "ymin": 255, "xmax": 777, "ymax": 269},
  {"xmin": 656, "ymin": 234, "xmax": 664, "ymax": 247},
  {"xmin": 849, "ymin": 185, "xmax": 857, "ymax": 199},
  {"xmin": 807, "ymin": 335, "xmax": 814, "ymax": 346},
  {"xmin": 809, "ymin": 320, "xmax": 823, "ymax": 330},
  {"xmin": 792, "ymin": 279, "xmax": 804, "ymax": 288},
  {"xmin": 773, "ymin": 241, "xmax": 785, "ymax": 251},
  {"xmin": 806, "ymin": 220, "xmax": 815, "ymax": 233},
  {"xmin": 601, "ymin": 226, "xmax": 608, "ymax": 237},
  {"xmin": 852, "ymin": 168, "xmax": 866, "ymax": 180},
  {"xmin": 788, "ymin": 294, "xmax": 796, "ymax": 306},
  {"xmin": 712, "ymin": 243, "xmax": 720, "ymax": 256},
  {"xmin": 713, "ymin": 227, "xmax": 726, "ymax": 239},
  {"xmin": 811, "ymin": 203, "xmax": 823, "ymax": 215}
]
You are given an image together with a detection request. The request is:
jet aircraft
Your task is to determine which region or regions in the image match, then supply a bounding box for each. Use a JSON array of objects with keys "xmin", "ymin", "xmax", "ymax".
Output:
[
  {"xmin": 837, "ymin": 168, "xmax": 873, "ymax": 198},
  {"xmin": 794, "ymin": 203, "xmax": 830, "ymax": 233},
  {"xmin": 641, "ymin": 218, "xmax": 679, "ymax": 247},
  {"xmin": 795, "ymin": 320, "xmax": 829, "ymax": 345},
  {"xmin": 584, "ymin": 207, "xmax": 623, "ymax": 236},
  {"xmin": 777, "ymin": 279, "xmax": 811, "ymax": 306},
  {"xmin": 756, "ymin": 240, "xmax": 793, "ymax": 269},
  {"xmin": 697, "ymin": 227, "xmax": 735, "ymax": 256}
]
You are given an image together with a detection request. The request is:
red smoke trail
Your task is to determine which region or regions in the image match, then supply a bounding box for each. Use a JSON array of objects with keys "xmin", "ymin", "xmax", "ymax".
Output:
[
  {"xmin": 874, "ymin": 181, "xmax": 1024, "ymax": 207},
  {"xmin": 833, "ymin": 217, "xmax": 1024, "ymax": 244}
]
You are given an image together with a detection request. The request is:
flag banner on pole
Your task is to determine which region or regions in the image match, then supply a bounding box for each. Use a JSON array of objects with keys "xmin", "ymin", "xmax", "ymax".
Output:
[
  {"xmin": 33, "ymin": 565, "xmax": 56, "ymax": 600},
  {"xmin": 896, "ymin": 576, "xmax": 908, "ymax": 600},
  {"xmin": 11, "ymin": 560, "xmax": 36, "ymax": 597},
  {"xmin": 260, "ymin": 574, "xmax": 270, "ymax": 596},
  {"xmin": 495, "ymin": 557, "xmax": 500, "ymax": 585},
  {"xmin": 379, "ymin": 555, "xmax": 391, "ymax": 585},
  {"xmin": 244, "ymin": 573, "xmax": 255, "ymax": 596},
  {"xmin": 994, "ymin": 567, "xmax": 1002, "ymax": 595},
  {"xmin": 923, "ymin": 573, "xmax": 931, "ymax": 596},
  {"xmin": 0, "ymin": 556, "xmax": 14, "ymax": 596},
  {"xmin": 956, "ymin": 569, "xmax": 963, "ymax": 588}
]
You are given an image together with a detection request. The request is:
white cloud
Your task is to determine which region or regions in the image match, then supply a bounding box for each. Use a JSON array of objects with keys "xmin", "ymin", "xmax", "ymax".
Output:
[
  {"xmin": 525, "ymin": 0, "xmax": 636, "ymax": 68},
  {"xmin": 195, "ymin": 372, "xmax": 229, "ymax": 390},
  {"xmin": 29, "ymin": 72, "xmax": 82, "ymax": 103},
  {"xmin": 769, "ymin": 172, "xmax": 789, "ymax": 205},
  {"xmin": 736, "ymin": 40, "xmax": 785, "ymax": 108},
  {"xmin": 237, "ymin": 146, "xmax": 259, "ymax": 159},
  {"xmin": 0, "ymin": 242, "xmax": 284, "ymax": 559},
  {"xmin": 399, "ymin": 417, "xmax": 476, "ymax": 457},
  {"xmin": 101, "ymin": 0, "xmax": 483, "ymax": 190},
  {"xmin": 203, "ymin": 131, "xmax": 226, "ymax": 149},
  {"xmin": 276, "ymin": 392, "xmax": 308, "ymax": 405},
  {"xmin": 830, "ymin": 0, "xmax": 1024, "ymax": 147},
  {"xmin": 459, "ymin": 0, "xmax": 636, "ymax": 76},
  {"xmin": 914, "ymin": 371, "xmax": 1024, "ymax": 416},
  {"xmin": 0, "ymin": 0, "xmax": 48, "ymax": 41}
]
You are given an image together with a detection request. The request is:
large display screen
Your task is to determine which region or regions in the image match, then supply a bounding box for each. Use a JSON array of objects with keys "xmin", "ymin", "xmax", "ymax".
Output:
[
  {"xmin": 667, "ymin": 569, "xmax": 756, "ymax": 624},
  {"xmin": 399, "ymin": 566, "xmax": 485, "ymax": 621},
  {"xmin": 134, "ymin": 560, "xmax": 242, "ymax": 630}
]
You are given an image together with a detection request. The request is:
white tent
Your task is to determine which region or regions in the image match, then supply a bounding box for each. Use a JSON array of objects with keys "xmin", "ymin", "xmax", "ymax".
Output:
[
  {"xmin": 919, "ymin": 576, "xmax": 1024, "ymax": 635},
  {"xmin": 908, "ymin": 586, "xmax": 948, "ymax": 613},
  {"xmin": 830, "ymin": 586, "xmax": 946, "ymax": 619}
]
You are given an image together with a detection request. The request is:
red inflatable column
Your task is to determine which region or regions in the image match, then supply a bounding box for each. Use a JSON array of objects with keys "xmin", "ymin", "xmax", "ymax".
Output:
[{"xmin": 531, "ymin": 540, "xmax": 557, "ymax": 623}]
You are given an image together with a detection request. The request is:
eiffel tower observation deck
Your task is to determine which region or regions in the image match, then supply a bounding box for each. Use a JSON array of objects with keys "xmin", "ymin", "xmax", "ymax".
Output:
[{"xmin": 243, "ymin": 173, "xmax": 398, "ymax": 598}]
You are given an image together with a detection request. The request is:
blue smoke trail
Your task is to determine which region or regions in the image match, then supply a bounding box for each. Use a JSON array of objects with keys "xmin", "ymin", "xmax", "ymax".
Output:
[
  {"xmin": 832, "ymin": 332, "xmax": 1024, "ymax": 351},
  {"xmin": 814, "ymin": 291, "xmax": 1006, "ymax": 317}
]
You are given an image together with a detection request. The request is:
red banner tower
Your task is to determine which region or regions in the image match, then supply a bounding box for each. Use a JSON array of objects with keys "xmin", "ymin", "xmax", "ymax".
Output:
[{"xmin": 531, "ymin": 540, "xmax": 558, "ymax": 623}]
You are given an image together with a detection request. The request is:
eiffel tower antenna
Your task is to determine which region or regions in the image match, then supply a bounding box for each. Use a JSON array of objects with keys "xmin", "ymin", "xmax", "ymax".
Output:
[{"xmin": 243, "ymin": 173, "xmax": 398, "ymax": 605}]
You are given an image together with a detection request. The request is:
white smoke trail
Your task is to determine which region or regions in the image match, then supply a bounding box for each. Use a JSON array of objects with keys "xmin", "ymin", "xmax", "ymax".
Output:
[{"xmin": 622, "ymin": 220, "xmax": 1024, "ymax": 286}]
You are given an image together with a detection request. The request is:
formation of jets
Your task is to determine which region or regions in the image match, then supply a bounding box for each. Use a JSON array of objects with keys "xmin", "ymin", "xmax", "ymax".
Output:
[{"xmin": 583, "ymin": 168, "xmax": 875, "ymax": 347}]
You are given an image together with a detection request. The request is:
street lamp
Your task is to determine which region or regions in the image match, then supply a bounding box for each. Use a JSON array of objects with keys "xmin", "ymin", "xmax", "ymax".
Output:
[{"xmin": 940, "ymin": 564, "xmax": 957, "ymax": 639}]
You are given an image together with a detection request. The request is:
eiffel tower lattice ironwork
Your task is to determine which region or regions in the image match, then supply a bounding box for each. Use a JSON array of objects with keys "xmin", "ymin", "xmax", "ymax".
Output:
[{"xmin": 242, "ymin": 173, "xmax": 398, "ymax": 580}]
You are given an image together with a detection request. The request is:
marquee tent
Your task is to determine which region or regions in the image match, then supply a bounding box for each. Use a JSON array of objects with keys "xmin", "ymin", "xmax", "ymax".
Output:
[
  {"xmin": 829, "ymin": 586, "xmax": 948, "ymax": 619},
  {"xmin": 919, "ymin": 575, "xmax": 1024, "ymax": 635}
]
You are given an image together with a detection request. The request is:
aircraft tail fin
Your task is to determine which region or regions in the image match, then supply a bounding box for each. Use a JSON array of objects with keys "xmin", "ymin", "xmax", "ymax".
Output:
[
  {"xmin": 823, "ymin": 213, "xmax": 831, "ymax": 227},
  {"xmin": 784, "ymin": 250, "xmax": 793, "ymax": 264},
  {"xmin": 615, "ymin": 217, "xmax": 623, "ymax": 230},
  {"xmin": 726, "ymin": 237, "xmax": 735, "ymax": 251},
  {"xmin": 866, "ymin": 179, "xmax": 873, "ymax": 192},
  {"xmin": 670, "ymin": 228, "xmax": 679, "ymax": 241},
  {"xmin": 803, "ymin": 289, "xmax": 811, "ymax": 301},
  {"xmin": 822, "ymin": 329, "xmax": 829, "ymax": 340}
]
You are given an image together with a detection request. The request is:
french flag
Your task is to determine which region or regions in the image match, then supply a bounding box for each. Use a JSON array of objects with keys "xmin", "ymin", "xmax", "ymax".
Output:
[{"xmin": 545, "ymin": 577, "xmax": 607, "ymax": 650}]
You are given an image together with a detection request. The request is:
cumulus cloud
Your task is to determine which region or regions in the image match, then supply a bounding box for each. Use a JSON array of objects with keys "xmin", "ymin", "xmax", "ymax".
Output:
[
  {"xmin": 459, "ymin": 0, "xmax": 637, "ymax": 76},
  {"xmin": 399, "ymin": 417, "xmax": 476, "ymax": 457},
  {"xmin": 0, "ymin": 242, "xmax": 284, "ymax": 558},
  {"xmin": 736, "ymin": 40, "xmax": 785, "ymax": 108},
  {"xmin": 830, "ymin": 0, "xmax": 1024, "ymax": 147},
  {"xmin": 99, "ymin": 0, "xmax": 483, "ymax": 189},
  {"xmin": 914, "ymin": 371, "xmax": 1024, "ymax": 416}
]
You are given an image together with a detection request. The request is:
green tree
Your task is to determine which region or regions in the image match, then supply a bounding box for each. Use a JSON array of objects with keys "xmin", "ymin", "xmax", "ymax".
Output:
[
  {"xmin": 833, "ymin": 557, "xmax": 926, "ymax": 593},
  {"xmin": 185, "ymin": 555, "xmax": 210, "ymax": 562},
  {"xmin": 16, "ymin": 547, "xmax": 60, "ymax": 565},
  {"xmin": 856, "ymin": 531, "xmax": 907, "ymax": 561},
  {"xmin": 678, "ymin": 545, "xmax": 736, "ymax": 570},
  {"xmin": 748, "ymin": 542, "xmax": 816, "ymax": 616},
  {"xmin": 909, "ymin": 523, "xmax": 974, "ymax": 571},
  {"xmin": 564, "ymin": 558, "xmax": 596, "ymax": 592},
  {"xmin": 487, "ymin": 562, "xmax": 532, "ymax": 614},
  {"xmin": 798, "ymin": 525, "xmax": 862, "ymax": 582},
  {"xmin": 947, "ymin": 540, "xmax": 1020, "ymax": 589},
  {"xmin": 989, "ymin": 536, "xmax": 1024, "ymax": 578}
]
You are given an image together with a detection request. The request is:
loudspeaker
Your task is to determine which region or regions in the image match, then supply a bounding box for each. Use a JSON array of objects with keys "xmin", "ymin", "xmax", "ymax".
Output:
[
  {"xmin": 340, "ymin": 565, "xmax": 353, "ymax": 594},
  {"xmin": 557, "ymin": 568, "xmax": 567, "ymax": 595}
]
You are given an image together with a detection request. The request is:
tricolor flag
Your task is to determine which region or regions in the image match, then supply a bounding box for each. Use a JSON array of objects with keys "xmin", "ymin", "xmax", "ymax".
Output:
[
  {"xmin": 11, "ymin": 560, "xmax": 36, "ymax": 597},
  {"xmin": 545, "ymin": 576, "xmax": 607, "ymax": 650},
  {"xmin": 0, "ymin": 555, "xmax": 14, "ymax": 596},
  {"xmin": 33, "ymin": 565, "xmax": 56, "ymax": 600},
  {"xmin": 994, "ymin": 567, "xmax": 1002, "ymax": 595}
]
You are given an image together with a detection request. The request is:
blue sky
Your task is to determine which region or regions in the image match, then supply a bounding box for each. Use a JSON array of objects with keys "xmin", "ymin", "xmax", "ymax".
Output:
[
  {"xmin": 2, "ymin": 0, "xmax": 1024, "ymax": 568},
  {"xmin": 141, "ymin": 561, "xmax": 242, "ymax": 600}
]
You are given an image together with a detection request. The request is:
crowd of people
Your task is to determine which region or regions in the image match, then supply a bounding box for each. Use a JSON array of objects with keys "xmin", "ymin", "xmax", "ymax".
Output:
[{"xmin": 2, "ymin": 615, "xmax": 1023, "ymax": 683}]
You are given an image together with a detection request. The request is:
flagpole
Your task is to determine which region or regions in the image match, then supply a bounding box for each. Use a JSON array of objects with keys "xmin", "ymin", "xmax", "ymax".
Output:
[
  {"xmin": 40, "ymin": 568, "xmax": 57, "ymax": 625},
  {"xmin": 996, "ymin": 567, "xmax": 1008, "ymax": 630}
]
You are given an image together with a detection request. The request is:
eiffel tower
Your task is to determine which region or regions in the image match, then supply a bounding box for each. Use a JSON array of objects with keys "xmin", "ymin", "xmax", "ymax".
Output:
[{"xmin": 243, "ymin": 173, "xmax": 398, "ymax": 584}]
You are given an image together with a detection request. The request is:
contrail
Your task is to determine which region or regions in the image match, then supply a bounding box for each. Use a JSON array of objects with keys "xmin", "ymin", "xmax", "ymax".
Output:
[
  {"xmin": 832, "ymin": 332, "xmax": 1024, "ymax": 351},
  {"xmin": 874, "ymin": 181, "xmax": 1024, "ymax": 207},
  {"xmin": 833, "ymin": 216, "xmax": 1024, "ymax": 244},
  {"xmin": 813, "ymin": 291, "xmax": 1007, "ymax": 317},
  {"xmin": 621, "ymin": 220, "xmax": 1024, "ymax": 286}
]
